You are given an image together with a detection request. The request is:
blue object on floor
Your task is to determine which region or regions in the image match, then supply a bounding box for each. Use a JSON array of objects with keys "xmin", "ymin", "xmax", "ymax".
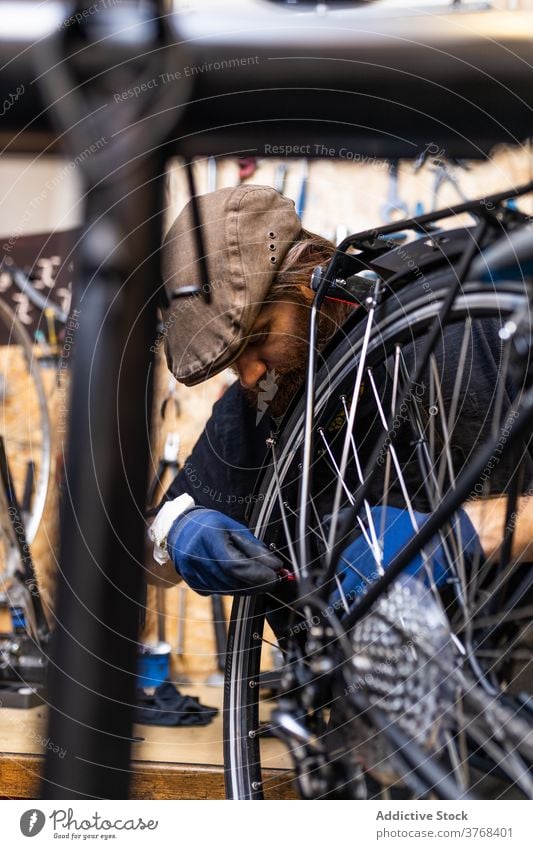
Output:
[{"xmin": 137, "ymin": 641, "xmax": 171, "ymax": 689}]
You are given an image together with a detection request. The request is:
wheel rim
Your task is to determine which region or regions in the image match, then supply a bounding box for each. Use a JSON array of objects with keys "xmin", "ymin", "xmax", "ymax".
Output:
[
  {"xmin": 224, "ymin": 277, "xmax": 532, "ymax": 799},
  {"xmin": 0, "ymin": 298, "xmax": 51, "ymax": 546}
]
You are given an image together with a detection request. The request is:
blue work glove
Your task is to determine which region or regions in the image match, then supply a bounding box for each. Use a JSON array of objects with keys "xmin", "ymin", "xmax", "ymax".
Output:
[
  {"xmin": 167, "ymin": 507, "xmax": 285, "ymax": 595},
  {"xmin": 330, "ymin": 505, "xmax": 483, "ymax": 608}
]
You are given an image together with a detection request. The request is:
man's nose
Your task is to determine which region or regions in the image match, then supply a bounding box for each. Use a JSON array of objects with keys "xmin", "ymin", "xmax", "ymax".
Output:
[{"xmin": 234, "ymin": 351, "xmax": 267, "ymax": 389}]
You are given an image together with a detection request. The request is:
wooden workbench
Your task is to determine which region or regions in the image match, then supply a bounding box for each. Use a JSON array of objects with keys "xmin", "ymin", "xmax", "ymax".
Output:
[{"xmin": 0, "ymin": 684, "xmax": 295, "ymax": 800}]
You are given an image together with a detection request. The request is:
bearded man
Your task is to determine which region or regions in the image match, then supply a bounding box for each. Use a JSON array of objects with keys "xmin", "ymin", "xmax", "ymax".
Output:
[
  {"xmin": 146, "ymin": 184, "xmax": 353, "ymax": 593},
  {"xmin": 145, "ymin": 184, "xmax": 530, "ymax": 606}
]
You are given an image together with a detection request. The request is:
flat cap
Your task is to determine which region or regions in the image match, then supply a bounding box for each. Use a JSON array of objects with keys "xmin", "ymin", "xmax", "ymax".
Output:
[{"xmin": 160, "ymin": 184, "xmax": 301, "ymax": 386}]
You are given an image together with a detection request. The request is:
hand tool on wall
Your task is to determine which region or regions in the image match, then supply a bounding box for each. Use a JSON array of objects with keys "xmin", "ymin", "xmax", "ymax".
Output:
[
  {"xmin": 147, "ymin": 378, "xmax": 182, "ymax": 507},
  {"xmin": 146, "ymin": 431, "xmax": 181, "ymax": 507},
  {"xmin": 274, "ymin": 162, "xmax": 287, "ymax": 195},
  {"xmin": 207, "ymin": 155, "xmax": 217, "ymax": 193},
  {"xmin": 430, "ymin": 158, "xmax": 468, "ymax": 210},
  {"xmin": 296, "ymin": 159, "xmax": 308, "ymax": 219},
  {"xmin": 160, "ymin": 374, "xmax": 181, "ymax": 420},
  {"xmin": 381, "ymin": 159, "xmax": 409, "ymax": 222}
]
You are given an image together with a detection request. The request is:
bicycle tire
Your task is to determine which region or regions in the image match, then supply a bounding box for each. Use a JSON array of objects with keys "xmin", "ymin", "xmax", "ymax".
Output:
[
  {"xmin": 224, "ymin": 274, "xmax": 532, "ymax": 800},
  {"xmin": 0, "ymin": 298, "xmax": 51, "ymax": 547}
]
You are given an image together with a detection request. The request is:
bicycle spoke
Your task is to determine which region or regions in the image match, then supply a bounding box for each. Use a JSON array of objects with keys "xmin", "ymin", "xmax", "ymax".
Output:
[
  {"xmin": 379, "ymin": 344, "xmax": 402, "ymax": 541},
  {"xmin": 284, "ymin": 496, "xmax": 372, "ymax": 607},
  {"xmin": 326, "ymin": 297, "xmax": 378, "ymax": 559},
  {"xmin": 366, "ymin": 358, "xmax": 479, "ymax": 700},
  {"xmin": 491, "ymin": 325, "xmax": 512, "ymax": 442},
  {"xmin": 428, "ymin": 353, "xmax": 472, "ymax": 616},
  {"xmin": 307, "ymin": 494, "xmax": 350, "ymax": 608},
  {"xmin": 397, "ymin": 353, "xmax": 470, "ymax": 609},
  {"xmin": 253, "ymin": 631, "xmax": 280, "ymax": 651},
  {"xmin": 339, "ymin": 395, "xmax": 383, "ymax": 567},
  {"xmin": 443, "ymin": 728, "xmax": 468, "ymax": 793},
  {"xmin": 437, "ymin": 317, "xmax": 472, "ymax": 493},
  {"xmin": 318, "ymin": 425, "xmax": 382, "ymax": 567},
  {"xmin": 269, "ymin": 438, "xmax": 300, "ymax": 578},
  {"xmin": 429, "ymin": 354, "xmax": 456, "ymax": 492},
  {"xmin": 470, "ymin": 603, "xmax": 533, "ymax": 631},
  {"xmin": 366, "ymin": 368, "xmax": 421, "ymax": 532}
]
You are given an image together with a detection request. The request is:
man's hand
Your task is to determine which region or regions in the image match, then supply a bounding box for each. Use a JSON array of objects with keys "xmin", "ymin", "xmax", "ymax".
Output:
[{"xmin": 166, "ymin": 508, "xmax": 284, "ymax": 595}]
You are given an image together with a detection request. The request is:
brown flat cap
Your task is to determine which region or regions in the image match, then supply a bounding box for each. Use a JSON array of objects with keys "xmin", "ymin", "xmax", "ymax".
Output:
[{"xmin": 160, "ymin": 184, "xmax": 301, "ymax": 386}]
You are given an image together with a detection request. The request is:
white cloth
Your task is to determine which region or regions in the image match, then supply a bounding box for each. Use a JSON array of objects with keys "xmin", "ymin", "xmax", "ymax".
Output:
[{"xmin": 148, "ymin": 493, "xmax": 195, "ymax": 565}]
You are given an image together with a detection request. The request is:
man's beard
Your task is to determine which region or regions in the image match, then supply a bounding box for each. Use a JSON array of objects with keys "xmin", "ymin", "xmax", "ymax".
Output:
[
  {"xmin": 244, "ymin": 363, "xmax": 306, "ymax": 420},
  {"xmin": 241, "ymin": 299, "xmax": 341, "ymax": 421},
  {"xmin": 244, "ymin": 304, "xmax": 310, "ymax": 420}
]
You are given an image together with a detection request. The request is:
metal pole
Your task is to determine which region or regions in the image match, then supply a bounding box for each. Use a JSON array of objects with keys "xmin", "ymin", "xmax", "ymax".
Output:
[{"xmin": 41, "ymin": 150, "xmax": 165, "ymax": 800}]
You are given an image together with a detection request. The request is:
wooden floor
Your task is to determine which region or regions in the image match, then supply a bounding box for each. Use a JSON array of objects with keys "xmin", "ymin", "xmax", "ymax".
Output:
[{"xmin": 0, "ymin": 683, "xmax": 296, "ymax": 799}]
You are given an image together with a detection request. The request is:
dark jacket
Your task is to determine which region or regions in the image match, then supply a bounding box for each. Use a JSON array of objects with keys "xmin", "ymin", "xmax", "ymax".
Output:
[{"xmin": 165, "ymin": 381, "xmax": 272, "ymax": 523}]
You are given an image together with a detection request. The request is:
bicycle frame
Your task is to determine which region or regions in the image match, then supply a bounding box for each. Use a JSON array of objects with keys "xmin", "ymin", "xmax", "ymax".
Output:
[{"xmin": 296, "ymin": 183, "xmax": 533, "ymax": 626}]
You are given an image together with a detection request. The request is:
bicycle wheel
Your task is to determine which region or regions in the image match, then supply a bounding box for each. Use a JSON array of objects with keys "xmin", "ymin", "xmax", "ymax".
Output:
[
  {"xmin": 224, "ymin": 271, "xmax": 533, "ymax": 800},
  {"xmin": 0, "ymin": 298, "xmax": 51, "ymax": 549}
]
